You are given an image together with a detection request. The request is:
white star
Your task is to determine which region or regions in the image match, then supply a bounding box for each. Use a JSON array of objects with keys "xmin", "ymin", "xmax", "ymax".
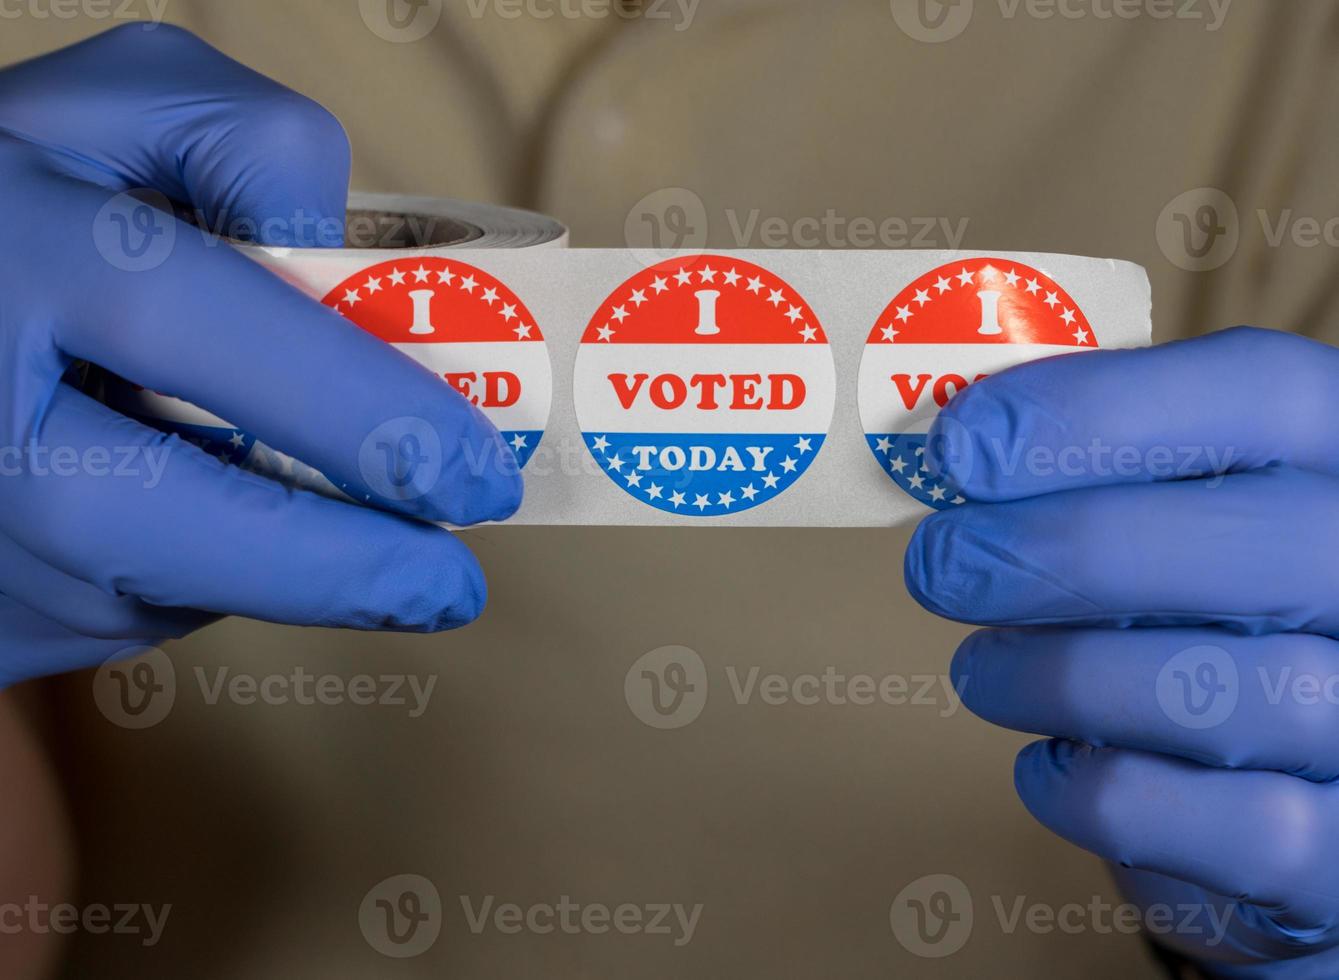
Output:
[
  {"xmin": 629, "ymin": 290, "xmax": 648, "ymax": 307},
  {"xmin": 481, "ymin": 287, "xmax": 499, "ymax": 305},
  {"xmin": 1003, "ymin": 269, "xmax": 1020, "ymax": 287},
  {"xmin": 799, "ymin": 325, "xmax": 818, "ymax": 342},
  {"xmin": 957, "ymin": 267, "xmax": 976, "ymax": 286},
  {"xmin": 606, "ymin": 455, "xmax": 623, "ymax": 471},
  {"xmin": 597, "ymin": 324, "xmax": 615, "ymax": 342},
  {"xmin": 723, "ymin": 269, "xmax": 741, "ymax": 286},
  {"xmin": 881, "ymin": 325, "xmax": 899, "ymax": 342},
  {"xmin": 795, "ymin": 437, "xmax": 813, "ymax": 454},
  {"xmin": 510, "ymin": 434, "xmax": 528, "ymax": 451},
  {"xmin": 647, "ymin": 483, "xmax": 664, "ymax": 500},
  {"xmin": 1043, "ymin": 291, "xmax": 1060, "ymax": 309},
  {"xmin": 767, "ymin": 289, "xmax": 785, "ymax": 307},
  {"xmin": 693, "ymin": 494, "xmax": 711, "ymax": 511},
  {"xmin": 436, "ymin": 268, "xmax": 456, "ymax": 285},
  {"xmin": 651, "ymin": 276, "xmax": 669, "ymax": 294},
  {"xmin": 342, "ymin": 289, "xmax": 360, "ymax": 306},
  {"xmin": 875, "ymin": 437, "xmax": 893, "ymax": 453},
  {"xmin": 717, "ymin": 491, "xmax": 735, "ymax": 508},
  {"xmin": 459, "ymin": 275, "xmax": 478, "ymax": 292},
  {"xmin": 592, "ymin": 436, "xmax": 610, "ymax": 453},
  {"xmin": 675, "ymin": 269, "xmax": 694, "ymax": 286},
  {"xmin": 762, "ymin": 472, "xmax": 780, "ymax": 489},
  {"xmin": 412, "ymin": 266, "xmax": 431, "ymax": 283},
  {"xmin": 746, "ymin": 276, "xmax": 765, "ymax": 294},
  {"xmin": 913, "ymin": 288, "xmax": 932, "ymax": 307},
  {"xmin": 499, "ymin": 303, "xmax": 518, "ymax": 322},
  {"xmin": 611, "ymin": 305, "xmax": 630, "ymax": 323},
  {"xmin": 669, "ymin": 491, "xmax": 686, "ymax": 508},
  {"xmin": 741, "ymin": 484, "xmax": 759, "ymax": 501},
  {"xmin": 952, "ymin": 495, "xmax": 966, "ymax": 505},
  {"xmin": 1025, "ymin": 278, "xmax": 1041, "ymax": 295},
  {"xmin": 388, "ymin": 269, "xmax": 407, "ymax": 286},
  {"xmin": 780, "ymin": 456, "xmax": 798, "ymax": 473},
  {"xmin": 625, "ymin": 471, "xmax": 643, "ymax": 487},
  {"xmin": 895, "ymin": 306, "xmax": 913, "ymax": 323},
  {"xmin": 890, "ymin": 456, "xmax": 908, "ymax": 473},
  {"xmin": 1073, "ymin": 327, "xmax": 1091, "ymax": 345},
  {"xmin": 934, "ymin": 276, "xmax": 953, "ymax": 294},
  {"xmin": 785, "ymin": 305, "xmax": 804, "ymax": 323},
  {"xmin": 908, "ymin": 473, "xmax": 926, "ymax": 489},
  {"xmin": 229, "ymin": 432, "xmax": 246, "ymax": 448},
  {"xmin": 929, "ymin": 485, "xmax": 948, "ymax": 502},
  {"xmin": 514, "ymin": 323, "xmax": 533, "ymax": 339},
  {"xmin": 699, "ymin": 266, "xmax": 717, "ymax": 283},
  {"xmin": 1060, "ymin": 308, "xmax": 1076, "ymax": 325},
  {"xmin": 364, "ymin": 276, "xmax": 383, "ymax": 294}
]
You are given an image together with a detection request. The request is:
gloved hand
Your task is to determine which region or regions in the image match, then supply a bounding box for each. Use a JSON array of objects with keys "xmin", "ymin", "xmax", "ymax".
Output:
[
  {"xmin": 0, "ymin": 25, "xmax": 522, "ymax": 687},
  {"xmin": 905, "ymin": 326, "xmax": 1339, "ymax": 978}
]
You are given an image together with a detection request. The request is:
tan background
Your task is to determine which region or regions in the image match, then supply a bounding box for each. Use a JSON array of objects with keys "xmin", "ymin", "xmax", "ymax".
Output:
[{"xmin": 3, "ymin": 0, "xmax": 1338, "ymax": 976}]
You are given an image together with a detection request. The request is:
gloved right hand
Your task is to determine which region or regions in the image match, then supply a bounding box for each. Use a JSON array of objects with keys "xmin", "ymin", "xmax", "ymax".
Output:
[
  {"xmin": 906, "ymin": 326, "xmax": 1339, "ymax": 978},
  {"xmin": 0, "ymin": 25, "xmax": 522, "ymax": 687}
]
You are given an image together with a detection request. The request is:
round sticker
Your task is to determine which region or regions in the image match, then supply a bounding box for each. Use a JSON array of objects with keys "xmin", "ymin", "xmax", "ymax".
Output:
[
  {"xmin": 574, "ymin": 256, "xmax": 836, "ymax": 517},
  {"xmin": 323, "ymin": 257, "xmax": 551, "ymax": 470},
  {"xmin": 857, "ymin": 258, "xmax": 1098, "ymax": 510}
]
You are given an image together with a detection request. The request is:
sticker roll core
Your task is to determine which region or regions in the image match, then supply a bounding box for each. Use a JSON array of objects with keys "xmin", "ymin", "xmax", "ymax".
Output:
[{"xmin": 105, "ymin": 194, "xmax": 1153, "ymax": 528}]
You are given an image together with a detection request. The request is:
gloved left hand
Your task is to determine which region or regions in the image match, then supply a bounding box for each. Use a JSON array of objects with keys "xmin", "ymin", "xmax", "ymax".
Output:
[
  {"xmin": 906, "ymin": 326, "xmax": 1339, "ymax": 978},
  {"xmin": 0, "ymin": 25, "xmax": 523, "ymax": 687}
]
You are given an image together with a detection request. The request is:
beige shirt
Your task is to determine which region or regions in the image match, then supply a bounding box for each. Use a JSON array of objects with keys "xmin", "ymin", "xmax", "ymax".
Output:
[{"xmin": 3, "ymin": 1, "xmax": 1332, "ymax": 976}]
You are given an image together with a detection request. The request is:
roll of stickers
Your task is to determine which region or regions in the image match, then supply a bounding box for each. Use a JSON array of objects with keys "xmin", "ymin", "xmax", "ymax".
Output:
[{"xmin": 106, "ymin": 194, "xmax": 1152, "ymax": 528}]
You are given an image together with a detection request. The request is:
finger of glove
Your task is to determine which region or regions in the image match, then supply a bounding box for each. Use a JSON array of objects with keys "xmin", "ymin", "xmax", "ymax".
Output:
[
  {"xmin": 6, "ymin": 146, "xmax": 521, "ymax": 527},
  {"xmin": 955, "ymin": 627, "xmax": 1339, "ymax": 782},
  {"xmin": 0, "ymin": 384, "xmax": 490, "ymax": 632},
  {"xmin": 906, "ymin": 467, "xmax": 1339, "ymax": 636},
  {"xmin": 0, "ymin": 24, "xmax": 350, "ymax": 245},
  {"xmin": 0, "ymin": 593, "xmax": 157, "ymax": 688},
  {"xmin": 1016, "ymin": 739, "xmax": 1339, "ymax": 938},
  {"xmin": 0, "ymin": 531, "xmax": 214, "ymax": 641},
  {"xmin": 930, "ymin": 327, "xmax": 1339, "ymax": 501},
  {"xmin": 1110, "ymin": 865, "xmax": 1339, "ymax": 971}
]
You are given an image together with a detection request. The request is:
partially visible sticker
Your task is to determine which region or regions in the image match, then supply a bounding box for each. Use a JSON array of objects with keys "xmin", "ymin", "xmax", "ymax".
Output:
[
  {"xmin": 857, "ymin": 258, "xmax": 1098, "ymax": 510},
  {"xmin": 323, "ymin": 258, "xmax": 552, "ymax": 469},
  {"xmin": 574, "ymin": 256, "xmax": 836, "ymax": 517}
]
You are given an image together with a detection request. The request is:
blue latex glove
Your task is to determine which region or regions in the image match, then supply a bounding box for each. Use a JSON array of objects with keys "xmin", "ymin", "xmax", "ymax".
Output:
[
  {"xmin": 0, "ymin": 26, "xmax": 522, "ymax": 687},
  {"xmin": 906, "ymin": 326, "xmax": 1339, "ymax": 977}
]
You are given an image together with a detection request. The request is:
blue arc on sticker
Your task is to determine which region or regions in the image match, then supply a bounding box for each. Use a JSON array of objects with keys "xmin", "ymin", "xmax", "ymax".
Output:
[
  {"xmin": 584, "ymin": 432, "xmax": 826, "ymax": 517},
  {"xmin": 498, "ymin": 430, "xmax": 542, "ymax": 470},
  {"xmin": 141, "ymin": 418, "xmax": 257, "ymax": 467},
  {"xmin": 866, "ymin": 434, "xmax": 966, "ymax": 511}
]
